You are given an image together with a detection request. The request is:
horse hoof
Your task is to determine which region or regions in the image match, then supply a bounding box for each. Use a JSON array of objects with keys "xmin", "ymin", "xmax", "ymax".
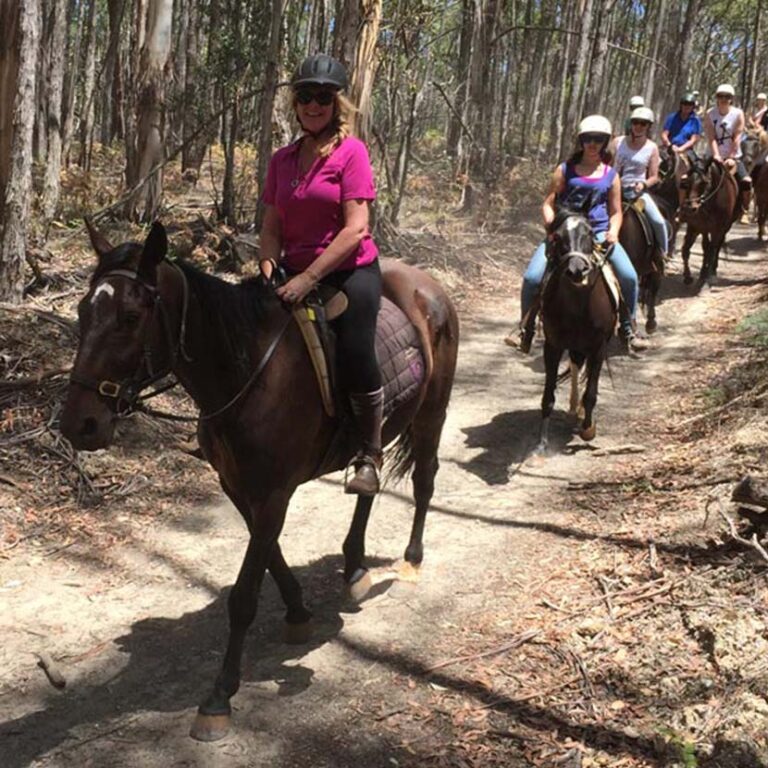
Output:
[
  {"xmin": 579, "ymin": 425, "xmax": 596, "ymax": 441},
  {"xmin": 645, "ymin": 319, "xmax": 657, "ymax": 334},
  {"xmin": 397, "ymin": 560, "xmax": 421, "ymax": 583},
  {"xmin": 283, "ymin": 620, "xmax": 312, "ymax": 645},
  {"xmin": 348, "ymin": 569, "xmax": 373, "ymax": 603},
  {"xmin": 698, "ymin": 282, "xmax": 711, "ymax": 295},
  {"xmin": 683, "ymin": 273, "xmax": 693, "ymax": 285},
  {"xmin": 190, "ymin": 712, "xmax": 231, "ymax": 742}
]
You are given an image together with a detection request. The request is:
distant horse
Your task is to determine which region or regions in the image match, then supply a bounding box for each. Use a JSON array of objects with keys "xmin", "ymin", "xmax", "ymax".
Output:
[
  {"xmin": 537, "ymin": 208, "xmax": 617, "ymax": 453},
  {"xmin": 619, "ymin": 190, "xmax": 664, "ymax": 333},
  {"xmin": 654, "ymin": 146, "xmax": 682, "ymax": 241},
  {"xmin": 60, "ymin": 221, "xmax": 459, "ymax": 741},
  {"xmin": 679, "ymin": 156, "xmax": 739, "ymax": 289}
]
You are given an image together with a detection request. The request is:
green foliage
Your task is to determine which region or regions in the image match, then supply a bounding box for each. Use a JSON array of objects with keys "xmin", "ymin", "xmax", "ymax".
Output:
[{"xmin": 737, "ymin": 307, "xmax": 768, "ymax": 348}]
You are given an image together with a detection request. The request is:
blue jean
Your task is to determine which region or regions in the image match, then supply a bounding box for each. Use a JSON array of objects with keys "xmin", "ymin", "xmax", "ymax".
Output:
[
  {"xmin": 641, "ymin": 193, "xmax": 669, "ymax": 254},
  {"xmin": 521, "ymin": 231, "xmax": 639, "ymax": 334}
]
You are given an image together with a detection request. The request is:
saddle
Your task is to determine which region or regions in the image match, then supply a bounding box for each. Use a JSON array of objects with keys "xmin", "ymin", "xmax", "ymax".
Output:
[
  {"xmin": 622, "ymin": 190, "xmax": 664, "ymax": 273},
  {"xmin": 293, "ymin": 285, "xmax": 425, "ymax": 421}
]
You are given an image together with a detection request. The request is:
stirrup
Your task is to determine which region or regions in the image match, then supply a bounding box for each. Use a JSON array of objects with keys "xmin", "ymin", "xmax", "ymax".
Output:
[{"xmin": 344, "ymin": 453, "xmax": 381, "ymax": 496}]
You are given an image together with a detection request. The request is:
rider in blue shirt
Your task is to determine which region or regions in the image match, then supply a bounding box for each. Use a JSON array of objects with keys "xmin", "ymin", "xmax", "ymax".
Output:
[
  {"xmin": 661, "ymin": 93, "xmax": 702, "ymax": 153},
  {"xmin": 661, "ymin": 93, "xmax": 702, "ymax": 210}
]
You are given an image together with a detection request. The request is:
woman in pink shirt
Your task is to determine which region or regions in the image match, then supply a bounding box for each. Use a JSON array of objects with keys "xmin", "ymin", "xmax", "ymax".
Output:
[{"xmin": 259, "ymin": 54, "xmax": 383, "ymax": 496}]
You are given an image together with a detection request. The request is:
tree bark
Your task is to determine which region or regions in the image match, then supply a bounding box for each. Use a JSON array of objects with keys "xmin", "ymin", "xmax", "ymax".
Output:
[
  {"xmin": 41, "ymin": 0, "xmax": 67, "ymax": 228},
  {"xmin": 447, "ymin": 0, "xmax": 473, "ymax": 160},
  {"xmin": 0, "ymin": 0, "xmax": 40, "ymax": 302},
  {"xmin": 255, "ymin": 0, "xmax": 285, "ymax": 228},
  {"xmin": 125, "ymin": 0, "xmax": 173, "ymax": 222},
  {"xmin": 78, "ymin": 0, "xmax": 97, "ymax": 170},
  {"xmin": 61, "ymin": 0, "xmax": 83, "ymax": 166},
  {"xmin": 348, "ymin": 0, "xmax": 381, "ymax": 143},
  {"xmin": 0, "ymin": 0, "xmax": 21, "ymax": 201}
]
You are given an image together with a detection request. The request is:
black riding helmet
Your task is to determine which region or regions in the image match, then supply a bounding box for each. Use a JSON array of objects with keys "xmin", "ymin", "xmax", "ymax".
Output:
[{"xmin": 291, "ymin": 54, "xmax": 348, "ymax": 91}]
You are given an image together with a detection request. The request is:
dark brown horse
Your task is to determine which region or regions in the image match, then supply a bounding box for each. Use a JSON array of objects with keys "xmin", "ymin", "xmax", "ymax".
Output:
[
  {"xmin": 755, "ymin": 162, "xmax": 768, "ymax": 239},
  {"xmin": 654, "ymin": 146, "xmax": 682, "ymax": 241},
  {"xmin": 619, "ymin": 195, "xmax": 663, "ymax": 333},
  {"xmin": 679, "ymin": 156, "xmax": 739, "ymax": 289},
  {"xmin": 537, "ymin": 209, "xmax": 617, "ymax": 453},
  {"xmin": 60, "ymin": 221, "xmax": 459, "ymax": 741}
]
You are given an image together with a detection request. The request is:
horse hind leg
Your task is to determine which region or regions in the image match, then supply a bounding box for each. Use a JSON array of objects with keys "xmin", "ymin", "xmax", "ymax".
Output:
[
  {"xmin": 568, "ymin": 355, "xmax": 585, "ymax": 419},
  {"xmin": 536, "ymin": 341, "xmax": 561, "ymax": 455},
  {"xmin": 645, "ymin": 271, "xmax": 661, "ymax": 333}
]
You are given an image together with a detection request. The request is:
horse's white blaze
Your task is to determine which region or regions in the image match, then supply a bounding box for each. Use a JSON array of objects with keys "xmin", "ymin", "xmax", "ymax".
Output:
[{"xmin": 91, "ymin": 282, "xmax": 115, "ymax": 304}]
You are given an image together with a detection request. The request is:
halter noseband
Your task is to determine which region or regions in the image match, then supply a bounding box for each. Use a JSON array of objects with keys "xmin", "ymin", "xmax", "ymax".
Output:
[{"xmin": 69, "ymin": 264, "xmax": 192, "ymax": 417}]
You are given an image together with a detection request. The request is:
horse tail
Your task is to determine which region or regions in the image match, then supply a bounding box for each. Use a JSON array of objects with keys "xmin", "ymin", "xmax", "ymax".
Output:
[{"xmin": 385, "ymin": 425, "xmax": 415, "ymax": 483}]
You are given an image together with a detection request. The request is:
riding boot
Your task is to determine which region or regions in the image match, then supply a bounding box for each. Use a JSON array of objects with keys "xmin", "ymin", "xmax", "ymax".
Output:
[
  {"xmin": 740, "ymin": 189, "xmax": 752, "ymax": 224},
  {"xmin": 345, "ymin": 388, "xmax": 384, "ymax": 496}
]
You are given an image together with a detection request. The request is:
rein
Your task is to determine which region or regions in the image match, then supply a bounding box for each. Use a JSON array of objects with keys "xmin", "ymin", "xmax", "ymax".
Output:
[
  {"xmin": 684, "ymin": 159, "xmax": 728, "ymax": 210},
  {"xmin": 70, "ymin": 262, "xmax": 292, "ymax": 423}
]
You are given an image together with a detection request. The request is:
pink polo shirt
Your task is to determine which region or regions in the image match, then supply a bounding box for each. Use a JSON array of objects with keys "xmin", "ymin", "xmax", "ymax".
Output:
[{"xmin": 262, "ymin": 135, "xmax": 379, "ymax": 273}]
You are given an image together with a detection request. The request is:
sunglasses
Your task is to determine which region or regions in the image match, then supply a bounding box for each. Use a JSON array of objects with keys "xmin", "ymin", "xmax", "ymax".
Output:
[
  {"xmin": 631, "ymin": 120, "xmax": 651, "ymax": 126},
  {"xmin": 681, "ymin": 101, "xmax": 695, "ymax": 106},
  {"xmin": 716, "ymin": 94, "xmax": 732, "ymax": 100},
  {"xmin": 295, "ymin": 89, "xmax": 335, "ymax": 106},
  {"xmin": 580, "ymin": 133, "xmax": 607, "ymax": 144}
]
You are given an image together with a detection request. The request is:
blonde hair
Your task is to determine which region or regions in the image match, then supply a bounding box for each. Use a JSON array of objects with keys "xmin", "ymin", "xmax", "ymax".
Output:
[{"xmin": 293, "ymin": 91, "xmax": 358, "ymax": 157}]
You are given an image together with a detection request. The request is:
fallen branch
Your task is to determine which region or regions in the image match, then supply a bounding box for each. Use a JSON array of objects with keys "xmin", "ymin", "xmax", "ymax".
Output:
[
  {"xmin": 0, "ymin": 367, "xmax": 71, "ymax": 390},
  {"xmin": 426, "ymin": 629, "xmax": 540, "ymax": 672},
  {"xmin": 35, "ymin": 651, "xmax": 66, "ymax": 689}
]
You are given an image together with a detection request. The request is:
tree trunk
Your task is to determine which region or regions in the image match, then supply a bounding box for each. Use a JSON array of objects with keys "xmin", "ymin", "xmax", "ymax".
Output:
[
  {"xmin": 61, "ymin": 0, "xmax": 83, "ymax": 167},
  {"xmin": 0, "ymin": 0, "xmax": 40, "ymax": 302},
  {"xmin": 41, "ymin": 0, "xmax": 66, "ymax": 228},
  {"xmin": 447, "ymin": 0, "xmax": 473, "ymax": 160},
  {"xmin": 584, "ymin": 0, "xmax": 614, "ymax": 114},
  {"xmin": 643, "ymin": 0, "xmax": 668, "ymax": 109},
  {"xmin": 348, "ymin": 0, "xmax": 381, "ymax": 143},
  {"xmin": 255, "ymin": 0, "xmax": 285, "ymax": 228},
  {"xmin": 78, "ymin": 0, "xmax": 97, "ymax": 170},
  {"xmin": 564, "ymin": 0, "xmax": 595, "ymax": 140},
  {"xmin": 747, "ymin": 0, "xmax": 762, "ymax": 108},
  {"xmin": 125, "ymin": 0, "xmax": 173, "ymax": 222},
  {"xmin": 101, "ymin": 0, "xmax": 124, "ymax": 145},
  {"xmin": 0, "ymin": 0, "xmax": 21, "ymax": 201}
]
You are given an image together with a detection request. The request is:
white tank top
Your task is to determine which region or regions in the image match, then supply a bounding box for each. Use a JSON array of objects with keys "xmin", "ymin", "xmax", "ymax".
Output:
[
  {"xmin": 614, "ymin": 137, "xmax": 655, "ymax": 184},
  {"xmin": 708, "ymin": 106, "xmax": 743, "ymax": 159}
]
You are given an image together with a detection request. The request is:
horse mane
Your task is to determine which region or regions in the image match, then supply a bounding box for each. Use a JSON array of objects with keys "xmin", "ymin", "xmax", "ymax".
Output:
[
  {"xmin": 93, "ymin": 243, "xmax": 276, "ymax": 381},
  {"xmin": 173, "ymin": 260, "xmax": 277, "ymax": 380},
  {"xmin": 550, "ymin": 206, "xmax": 588, "ymax": 233}
]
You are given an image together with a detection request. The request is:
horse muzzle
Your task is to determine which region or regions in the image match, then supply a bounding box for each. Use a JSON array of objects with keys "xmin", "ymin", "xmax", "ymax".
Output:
[
  {"xmin": 60, "ymin": 385, "xmax": 117, "ymax": 451},
  {"xmin": 565, "ymin": 254, "xmax": 591, "ymax": 284}
]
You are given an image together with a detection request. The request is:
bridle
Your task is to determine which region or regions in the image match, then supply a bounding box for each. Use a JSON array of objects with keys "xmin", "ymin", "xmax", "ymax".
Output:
[
  {"xmin": 69, "ymin": 263, "xmax": 193, "ymax": 417},
  {"xmin": 682, "ymin": 155, "xmax": 727, "ymax": 211},
  {"xmin": 69, "ymin": 261, "xmax": 293, "ymax": 422}
]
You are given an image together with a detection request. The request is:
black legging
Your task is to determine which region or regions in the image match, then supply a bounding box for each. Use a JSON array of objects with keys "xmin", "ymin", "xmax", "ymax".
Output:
[{"xmin": 317, "ymin": 260, "xmax": 382, "ymax": 393}]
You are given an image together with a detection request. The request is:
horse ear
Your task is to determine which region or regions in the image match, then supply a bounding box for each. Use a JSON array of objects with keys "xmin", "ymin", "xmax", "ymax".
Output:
[
  {"xmin": 138, "ymin": 221, "xmax": 168, "ymax": 280},
  {"xmin": 579, "ymin": 189, "xmax": 595, "ymax": 216},
  {"xmin": 84, "ymin": 217, "xmax": 114, "ymax": 259}
]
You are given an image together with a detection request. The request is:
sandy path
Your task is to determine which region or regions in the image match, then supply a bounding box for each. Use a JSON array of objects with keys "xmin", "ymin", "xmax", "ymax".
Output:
[{"xmin": 1, "ymin": 225, "xmax": 766, "ymax": 767}]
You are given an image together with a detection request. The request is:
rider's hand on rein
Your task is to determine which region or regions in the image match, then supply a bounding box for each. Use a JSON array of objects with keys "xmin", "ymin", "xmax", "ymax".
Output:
[{"xmin": 275, "ymin": 269, "xmax": 319, "ymax": 305}]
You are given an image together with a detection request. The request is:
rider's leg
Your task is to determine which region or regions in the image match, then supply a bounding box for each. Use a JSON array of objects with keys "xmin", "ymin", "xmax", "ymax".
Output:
[
  {"xmin": 330, "ymin": 261, "xmax": 384, "ymax": 496},
  {"xmin": 598, "ymin": 233, "xmax": 643, "ymax": 348},
  {"xmin": 736, "ymin": 160, "xmax": 752, "ymax": 223},
  {"xmin": 508, "ymin": 241, "xmax": 547, "ymax": 351},
  {"xmin": 641, "ymin": 193, "xmax": 669, "ymax": 255}
]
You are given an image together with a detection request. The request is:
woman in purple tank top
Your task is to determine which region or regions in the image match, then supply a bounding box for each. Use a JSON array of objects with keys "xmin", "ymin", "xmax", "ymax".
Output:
[
  {"xmin": 258, "ymin": 54, "xmax": 384, "ymax": 496},
  {"xmin": 506, "ymin": 115, "xmax": 644, "ymax": 353}
]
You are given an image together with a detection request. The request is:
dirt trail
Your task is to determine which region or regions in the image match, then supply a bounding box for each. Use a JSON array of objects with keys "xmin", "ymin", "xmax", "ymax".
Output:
[{"xmin": 1, "ymin": 226, "xmax": 767, "ymax": 767}]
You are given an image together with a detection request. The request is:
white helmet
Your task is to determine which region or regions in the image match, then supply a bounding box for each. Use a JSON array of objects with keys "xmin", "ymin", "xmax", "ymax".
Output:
[
  {"xmin": 578, "ymin": 114, "xmax": 612, "ymax": 138},
  {"xmin": 629, "ymin": 95, "xmax": 645, "ymax": 108},
  {"xmin": 757, "ymin": 92, "xmax": 767, "ymax": 101},
  {"xmin": 715, "ymin": 83, "xmax": 735, "ymax": 97},
  {"xmin": 630, "ymin": 107, "xmax": 655, "ymax": 123}
]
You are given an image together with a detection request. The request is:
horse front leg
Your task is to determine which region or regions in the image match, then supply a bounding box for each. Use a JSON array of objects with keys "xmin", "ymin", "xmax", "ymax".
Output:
[
  {"xmin": 342, "ymin": 495, "xmax": 374, "ymax": 601},
  {"xmin": 681, "ymin": 227, "xmax": 696, "ymax": 285},
  {"xmin": 579, "ymin": 344, "xmax": 605, "ymax": 442},
  {"xmin": 536, "ymin": 340, "xmax": 561, "ymax": 455},
  {"xmin": 190, "ymin": 492, "xmax": 289, "ymax": 742},
  {"xmin": 699, "ymin": 233, "xmax": 712, "ymax": 290}
]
